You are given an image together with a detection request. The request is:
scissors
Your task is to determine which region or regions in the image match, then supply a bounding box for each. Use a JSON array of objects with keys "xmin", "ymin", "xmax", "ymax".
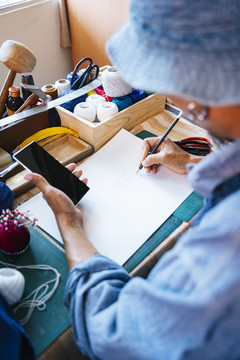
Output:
[
  {"xmin": 174, "ymin": 137, "xmax": 211, "ymax": 156},
  {"xmin": 71, "ymin": 57, "xmax": 99, "ymax": 90}
]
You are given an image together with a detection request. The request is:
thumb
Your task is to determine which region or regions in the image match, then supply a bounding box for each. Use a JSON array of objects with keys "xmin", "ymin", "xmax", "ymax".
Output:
[{"xmin": 24, "ymin": 172, "xmax": 51, "ymax": 193}]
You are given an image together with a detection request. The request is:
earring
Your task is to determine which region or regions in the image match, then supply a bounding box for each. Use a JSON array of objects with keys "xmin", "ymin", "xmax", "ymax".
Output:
[{"xmin": 187, "ymin": 103, "xmax": 209, "ymax": 122}]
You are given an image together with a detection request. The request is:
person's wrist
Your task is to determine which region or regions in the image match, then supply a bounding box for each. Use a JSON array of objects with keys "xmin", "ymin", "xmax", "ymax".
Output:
[{"xmin": 56, "ymin": 210, "xmax": 83, "ymax": 233}]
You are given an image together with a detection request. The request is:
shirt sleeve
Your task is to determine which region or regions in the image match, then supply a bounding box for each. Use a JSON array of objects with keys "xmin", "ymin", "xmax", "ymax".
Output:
[
  {"xmin": 64, "ymin": 209, "xmax": 240, "ymax": 360},
  {"xmin": 65, "ymin": 253, "xmax": 202, "ymax": 360},
  {"xmin": 64, "ymin": 253, "xmax": 202, "ymax": 360},
  {"xmin": 65, "ymin": 254, "xmax": 132, "ymax": 358}
]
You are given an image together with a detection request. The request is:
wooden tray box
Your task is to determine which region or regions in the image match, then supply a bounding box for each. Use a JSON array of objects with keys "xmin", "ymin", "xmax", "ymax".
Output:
[{"xmin": 56, "ymin": 93, "xmax": 166, "ymax": 150}]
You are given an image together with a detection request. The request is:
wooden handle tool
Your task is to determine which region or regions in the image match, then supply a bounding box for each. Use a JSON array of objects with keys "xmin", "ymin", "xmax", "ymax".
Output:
[
  {"xmin": 15, "ymin": 93, "xmax": 39, "ymax": 114},
  {"xmin": 0, "ymin": 40, "xmax": 36, "ymax": 118}
]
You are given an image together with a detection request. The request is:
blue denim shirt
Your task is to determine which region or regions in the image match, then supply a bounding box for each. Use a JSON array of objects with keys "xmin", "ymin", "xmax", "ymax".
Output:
[{"xmin": 65, "ymin": 138, "xmax": 240, "ymax": 360}]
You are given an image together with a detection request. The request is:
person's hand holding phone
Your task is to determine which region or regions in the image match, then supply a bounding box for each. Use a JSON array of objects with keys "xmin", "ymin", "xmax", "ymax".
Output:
[
  {"xmin": 25, "ymin": 163, "xmax": 86, "ymax": 222},
  {"xmin": 13, "ymin": 141, "xmax": 89, "ymax": 204},
  {"xmin": 24, "ymin": 164, "xmax": 98, "ymax": 270}
]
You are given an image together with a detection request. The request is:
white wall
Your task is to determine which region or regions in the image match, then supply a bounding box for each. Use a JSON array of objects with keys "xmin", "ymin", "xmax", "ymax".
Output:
[{"xmin": 0, "ymin": 0, "xmax": 72, "ymax": 92}]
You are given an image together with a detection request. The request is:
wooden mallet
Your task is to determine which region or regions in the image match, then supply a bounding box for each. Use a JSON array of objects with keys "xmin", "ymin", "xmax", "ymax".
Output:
[{"xmin": 0, "ymin": 40, "xmax": 36, "ymax": 118}]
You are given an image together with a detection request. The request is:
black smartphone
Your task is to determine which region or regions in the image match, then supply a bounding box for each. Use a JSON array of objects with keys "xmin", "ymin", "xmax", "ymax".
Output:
[{"xmin": 13, "ymin": 141, "xmax": 89, "ymax": 204}]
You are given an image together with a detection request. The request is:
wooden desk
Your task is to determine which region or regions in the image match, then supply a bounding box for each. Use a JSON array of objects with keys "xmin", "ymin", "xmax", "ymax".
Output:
[{"xmin": 12, "ymin": 109, "xmax": 212, "ymax": 360}]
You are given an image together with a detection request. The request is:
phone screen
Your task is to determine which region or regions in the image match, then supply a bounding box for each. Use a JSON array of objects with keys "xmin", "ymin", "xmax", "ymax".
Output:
[{"xmin": 14, "ymin": 141, "xmax": 89, "ymax": 204}]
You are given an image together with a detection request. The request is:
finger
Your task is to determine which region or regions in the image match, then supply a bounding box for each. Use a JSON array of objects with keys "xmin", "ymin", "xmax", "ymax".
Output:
[
  {"xmin": 72, "ymin": 169, "xmax": 88, "ymax": 185},
  {"xmin": 73, "ymin": 169, "xmax": 83, "ymax": 178},
  {"xmin": 24, "ymin": 172, "xmax": 52, "ymax": 193},
  {"xmin": 151, "ymin": 164, "xmax": 159, "ymax": 174},
  {"xmin": 140, "ymin": 137, "xmax": 163, "ymax": 163},
  {"xmin": 145, "ymin": 166, "xmax": 152, "ymax": 174},
  {"xmin": 66, "ymin": 163, "xmax": 76, "ymax": 172},
  {"xmin": 144, "ymin": 164, "xmax": 159, "ymax": 174},
  {"xmin": 140, "ymin": 139, "xmax": 152, "ymax": 163},
  {"xmin": 142, "ymin": 154, "xmax": 161, "ymax": 168},
  {"xmin": 81, "ymin": 178, "xmax": 88, "ymax": 185}
]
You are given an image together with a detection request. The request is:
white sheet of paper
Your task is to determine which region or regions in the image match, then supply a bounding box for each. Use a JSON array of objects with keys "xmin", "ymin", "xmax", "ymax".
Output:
[{"xmin": 18, "ymin": 129, "xmax": 193, "ymax": 265}]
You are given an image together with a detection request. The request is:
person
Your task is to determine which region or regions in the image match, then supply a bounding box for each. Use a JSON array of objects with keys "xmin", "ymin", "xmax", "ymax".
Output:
[
  {"xmin": 24, "ymin": 0, "xmax": 240, "ymax": 359},
  {"xmin": 0, "ymin": 293, "xmax": 35, "ymax": 360}
]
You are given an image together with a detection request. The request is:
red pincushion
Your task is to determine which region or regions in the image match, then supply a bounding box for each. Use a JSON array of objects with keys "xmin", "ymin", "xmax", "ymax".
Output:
[{"xmin": 0, "ymin": 220, "xmax": 30, "ymax": 255}]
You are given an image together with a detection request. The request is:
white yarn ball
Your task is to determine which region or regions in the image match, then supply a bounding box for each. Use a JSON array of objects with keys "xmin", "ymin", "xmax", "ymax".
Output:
[
  {"xmin": 0, "ymin": 268, "xmax": 25, "ymax": 305},
  {"xmin": 74, "ymin": 102, "xmax": 96, "ymax": 122},
  {"xmin": 101, "ymin": 66, "xmax": 132, "ymax": 97},
  {"xmin": 97, "ymin": 102, "xmax": 119, "ymax": 122},
  {"xmin": 86, "ymin": 94, "xmax": 106, "ymax": 109}
]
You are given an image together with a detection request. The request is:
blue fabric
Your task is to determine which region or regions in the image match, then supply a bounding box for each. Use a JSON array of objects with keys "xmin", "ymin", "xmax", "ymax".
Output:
[
  {"xmin": 106, "ymin": 0, "xmax": 240, "ymax": 106},
  {"xmin": 0, "ymin": 294, "xmax": 35, "ymax": 360},
  {"xmin": 65, "ymin": 138, "xmax": 240, "ymax": 360},
  {"xmin": 0, "ymin": 181, "xmax": 14, "ymax": 212}
]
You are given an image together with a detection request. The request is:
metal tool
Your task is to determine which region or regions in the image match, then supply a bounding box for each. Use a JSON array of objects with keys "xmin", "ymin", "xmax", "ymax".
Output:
[
  {"xmin": 15, "ymin": 93, "xmax": 39, "ymax": 114},
  {"xmin": 0, "ymin": 161, "xmax": 19, "ymax": 178},
  {"xmin": 71, "ymin": 57, "xmax": 99, "ymax": 90},
  {"xmin": 21, "ymin": 84, "xmax": 51, "ymax": 104}
]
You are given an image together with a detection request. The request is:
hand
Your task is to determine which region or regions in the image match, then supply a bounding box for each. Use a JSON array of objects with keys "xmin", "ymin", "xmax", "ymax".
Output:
[
  {"xmin": 24, "ymin": 163, "xmax": 85, "ymax": 225},
  {"xmin": 140, "ymin": 137, "xmax": 201, "ymax": 174},
  {"xmin": 24, "ymin": 163, "xmax": 98, "ymax": 269}
]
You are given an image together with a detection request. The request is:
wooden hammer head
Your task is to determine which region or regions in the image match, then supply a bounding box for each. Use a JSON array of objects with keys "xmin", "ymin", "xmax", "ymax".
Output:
[{"xmin": 0, "ymin": 40, "xmax": 36, "ymax": 73}]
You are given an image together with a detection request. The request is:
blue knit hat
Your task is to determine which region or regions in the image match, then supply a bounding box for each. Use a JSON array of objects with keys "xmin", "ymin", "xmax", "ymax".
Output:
[{"xmin": 106, "ymin": 0, "xmax": 240, "ymax": 106}]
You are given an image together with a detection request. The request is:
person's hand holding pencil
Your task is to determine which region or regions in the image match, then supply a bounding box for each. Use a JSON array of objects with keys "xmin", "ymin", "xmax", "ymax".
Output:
[
  {"xmin": 139, "ymin": 135, "xmax": 204, "ymax": 174},
  {"xmin": 138, "ymin": 136, "xmax": 194, "ymax": 174}
]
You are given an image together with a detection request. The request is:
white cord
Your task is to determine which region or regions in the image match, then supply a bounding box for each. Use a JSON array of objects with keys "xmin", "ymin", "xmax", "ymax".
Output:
[{"xmin": 0, "ymin": 260, "xmax": 61, "ymax": 325}]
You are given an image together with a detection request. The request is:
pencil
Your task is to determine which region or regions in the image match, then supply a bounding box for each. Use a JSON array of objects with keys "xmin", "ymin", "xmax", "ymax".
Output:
[{"xmin": 136, "ymin": 110, "xmax": 183, "ymax": 173}]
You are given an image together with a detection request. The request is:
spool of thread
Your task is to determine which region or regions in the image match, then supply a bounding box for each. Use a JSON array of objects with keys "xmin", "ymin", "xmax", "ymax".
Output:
[
  {"xmin": 112, "ymin": 95, "xmax": 133, "ymax": 111},
  {"xmin": 74, "ymin": 102, "xmax": 96, "ymax": 122},
  {"xmin": 59, "ymin": 90, "xmax": 87, "ymax": 112},
  {"xmin": 102, "ymin": 93, "xmax": 113, "ymax": 102},
  {"xmin": 130, "ymin": 89, "xmax": 146, "ymax": 103},
  {"xmin": 101, "ymin": 66, "xmax": 132, "ymax": 97},
  {"xmin": 96, "ymin": 89, "xmax": 105, "ymax": 96},
  {"xmin": 97, "ymin": 102, "xmax": 119, "ymax": 122},
  {"xmin": 21, "ymin": 73, "xmax": 34, "ymax": 100},
  {"xmin": 95, "ymin": 86, "xmax": 113, "ymax": 101},
  {"xmin": 67, "ymin": 71, "xmax": 80, "ymax": 85},
  {"xmin": 55, "ymin": 79, "xmax": 71, "ymax": 96},
  {"xmin": 86, "ymin": 94, "xmax": 106, "ymax": 109},
  {"xmin": 95, "ymin": 86, "xmax": 104, "ymax": 95},
  {"xmin": 41, "ymin": 84, "xmax": 58, "ymax": 100},
  {"xmin": 87, "ymin": 89, "xmax": 97, "ymax": 97},
  {"xmin": 68, "ymin": 69, "xmax": 86, "ymax": 89},
  {"xmin": 0, "ymin": 268, "xmax": 25, "ymax": 305}
]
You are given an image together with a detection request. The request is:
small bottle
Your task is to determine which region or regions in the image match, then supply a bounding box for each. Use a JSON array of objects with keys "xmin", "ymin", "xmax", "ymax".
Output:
[{"xmin": 6, "ymin": 87, "xmax": 24, "ymax": 115}]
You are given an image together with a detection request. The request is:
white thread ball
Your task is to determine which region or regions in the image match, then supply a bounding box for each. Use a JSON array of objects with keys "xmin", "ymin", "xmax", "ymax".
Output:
[
  {"xmin": 86, "ymin": 94, "xmax": 106, "ymax": 109},
  {"xmin": 0, "ymin": 268, "xmax": 25, "ymax": 305},
  {"xmin": 97, "ymin": 102, "xmax": 119, "ymax": 122},
  {"xmin": 101, "ymin": 66, "xmax": 132, "ymax": 97},
  {"xmin": 73, "ymin": 102, "xmax": 96, "ymax": 122}
]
